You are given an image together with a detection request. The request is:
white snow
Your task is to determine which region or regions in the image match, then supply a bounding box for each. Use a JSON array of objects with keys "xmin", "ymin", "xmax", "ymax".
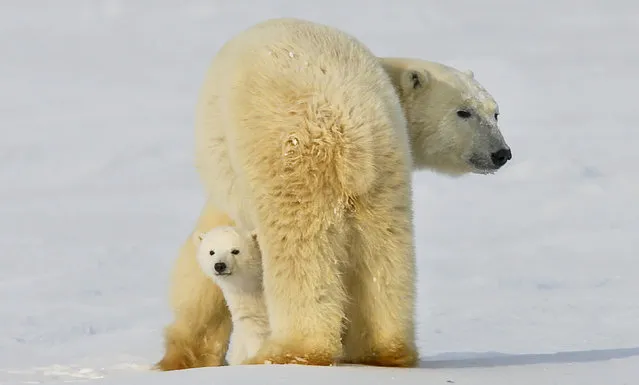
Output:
[{"xmin": 1, "ymin": 0, "xmax": 637, "ymax": 384}]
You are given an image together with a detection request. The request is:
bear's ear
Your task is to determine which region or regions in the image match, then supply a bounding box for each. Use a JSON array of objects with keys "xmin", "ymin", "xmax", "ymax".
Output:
[
  {"xmin": 192, "ymin": 232, "xmax": 205, "ymax": 245},
  {"xmin": 402, "ymin": 69, "xmax": 429, "ymax": 91},
  {"xmin": 249, "ymin": 230, "xmax": 258, "ymax": 243},
  {"xmin": 464, "ymin": 69, "xmax": 474, "ymax": 78}
]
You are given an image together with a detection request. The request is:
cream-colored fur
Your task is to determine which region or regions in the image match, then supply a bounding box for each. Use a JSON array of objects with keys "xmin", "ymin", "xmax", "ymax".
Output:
[
  {"xmin": 381, "ymin": 58, "xmax": 510, "ymax": 175},
  {"xmin": 154, "ymin": 200, "xmax": 234, "ymax": 370},
  {"xmin": 194, "ymin": 226, "xmax": 269, "ymax": 366},
  {"xmin": 156, "ymin": 17, "xmax": 511, "ymax": 370}
]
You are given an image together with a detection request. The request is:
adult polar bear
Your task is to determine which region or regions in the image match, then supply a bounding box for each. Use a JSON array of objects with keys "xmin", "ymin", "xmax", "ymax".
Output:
[{"xmin": 157, "ymin": 17, "xmax": 511, "ymax": 370}]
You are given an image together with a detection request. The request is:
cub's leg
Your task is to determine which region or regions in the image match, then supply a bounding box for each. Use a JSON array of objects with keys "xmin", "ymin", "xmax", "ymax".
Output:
[{"xmin": 227, "ymin": 334, "xmax": 249, "ymax": 366}]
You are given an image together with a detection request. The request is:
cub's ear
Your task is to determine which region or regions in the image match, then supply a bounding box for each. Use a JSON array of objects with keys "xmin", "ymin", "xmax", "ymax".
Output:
[
  {"xmin": 401, "ymin": 69, "xmax": 429, "ymax": 91},
  {"xmin": 192, "ymin": 232, "xmax": 205, "ymax": 245},
  {"xmin": 464, "ymin": 69, "xmax": 474, "ymax": 78},
  {"xmin": 249, "ymin": 230, "xmax": 258, "ymax": 243}
]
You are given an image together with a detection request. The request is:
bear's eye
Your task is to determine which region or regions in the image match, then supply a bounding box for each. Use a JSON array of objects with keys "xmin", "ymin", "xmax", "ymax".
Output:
[
  {"xmin": 209, "ymin": 250, "xmax": 215, "ymax": 256},
  {"xmin": 456, "ymin": 110, "xmax": 472, "ymax": 118},
  {"xmin": 231, "ymin": 249, "xmax": 240, "ymax": 255},
  {"xmin": 494, "ymin": 113, "xmax": 499, "ymax": 120}
]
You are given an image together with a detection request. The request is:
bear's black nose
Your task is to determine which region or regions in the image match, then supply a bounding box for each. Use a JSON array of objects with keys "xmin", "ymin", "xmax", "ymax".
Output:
[
  {"xmin": 214, "ymin": 262, "xmax": 227, "ymax": 273},
  {"xmin": 490, "ymin": 148, "xmax": 512, "ymax": 167}
]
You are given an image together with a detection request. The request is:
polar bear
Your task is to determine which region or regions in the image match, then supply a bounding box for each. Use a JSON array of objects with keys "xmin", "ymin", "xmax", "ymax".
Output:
[
  {"xmin": 193, "ymin": 226, "xmax": 269, "ymax": 366},
  {"xmin": 156, "ymin": 17, "xmax": 511, "ymax": 370}
]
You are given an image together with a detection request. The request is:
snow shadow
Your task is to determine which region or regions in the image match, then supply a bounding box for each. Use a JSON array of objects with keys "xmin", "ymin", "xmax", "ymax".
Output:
[{"xmin": 420, "ymin": 347, "xmax": 639, "ymax": 369}]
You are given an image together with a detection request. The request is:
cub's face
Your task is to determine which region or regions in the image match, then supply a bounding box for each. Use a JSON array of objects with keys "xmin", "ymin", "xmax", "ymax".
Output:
[
  {"xmin": 393, "ymin": 60, "xmax": 512, "ymax": 176},
  {"xmin": 194, "ymin": 226, "xmax": 262, "ymax": 291}
]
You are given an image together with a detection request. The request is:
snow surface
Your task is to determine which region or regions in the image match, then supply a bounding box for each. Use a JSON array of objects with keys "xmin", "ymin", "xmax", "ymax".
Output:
[{"xmin": 1, "ymin": 0, "xmax": 637, "ymax": 384}]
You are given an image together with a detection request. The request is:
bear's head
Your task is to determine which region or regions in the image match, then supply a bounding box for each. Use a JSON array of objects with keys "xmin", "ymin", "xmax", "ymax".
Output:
[
  {"xmin": 193, "ymin": 226, "xmax": 263, "ymax": 292},
  {"xmin": 381, "ymin": 58, "xmax": 511, "ymax": 176}
]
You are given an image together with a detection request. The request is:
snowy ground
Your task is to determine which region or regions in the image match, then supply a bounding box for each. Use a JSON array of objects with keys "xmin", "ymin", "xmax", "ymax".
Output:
[{"xmin": 1, "ymin": 0, "xmax": 637, "ymax": 384}]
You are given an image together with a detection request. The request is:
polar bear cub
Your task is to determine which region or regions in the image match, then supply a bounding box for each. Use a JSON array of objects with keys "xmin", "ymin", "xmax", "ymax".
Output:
[{"xmin": 193, "ymin": 226, "xmax": 269, "ymax": 365}]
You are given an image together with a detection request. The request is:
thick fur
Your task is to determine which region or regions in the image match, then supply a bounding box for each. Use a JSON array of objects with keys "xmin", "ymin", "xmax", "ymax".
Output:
[
  {"xmin": 381, "ymin": 58, "xmax": 510, "ymax": 175},
  {"xmin": 154, "ymin": 200, "xmax": 234, "ymax": 370},
  {"xmin": 196, "ymin": 17, "xmax": 415, "ymax": 366},
  {"xmin": 157, "ymin": 17, "xmax": 511, "ymax": 370},
  {"xmin": 194, "ymin": 226, "xmax": 270, "ymax": 366}
]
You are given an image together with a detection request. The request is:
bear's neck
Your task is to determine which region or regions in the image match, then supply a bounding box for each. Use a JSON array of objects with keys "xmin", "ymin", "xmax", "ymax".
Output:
[
  {"xmin": 379, "ymin": 57, "xmax": 432, "ymax": 171},
  {"xmin": 379, "ymin": 57, "xmax": 408, "ymax": 100}
]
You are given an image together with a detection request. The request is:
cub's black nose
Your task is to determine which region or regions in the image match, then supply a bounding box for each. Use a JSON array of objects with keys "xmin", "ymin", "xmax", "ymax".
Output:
[
  {"xmin": 214, "ymin": 262, "xmax": 227, "ymax": 273},
  {"xmin": 491, "ymin": 148, "xmax": 512, "ymax": 167}
]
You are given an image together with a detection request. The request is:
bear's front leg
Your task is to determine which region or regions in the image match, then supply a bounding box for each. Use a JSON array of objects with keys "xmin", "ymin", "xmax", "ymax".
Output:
[{"xmin": 341, "ymin": 174, "xmax": 419, "ymax": 368}]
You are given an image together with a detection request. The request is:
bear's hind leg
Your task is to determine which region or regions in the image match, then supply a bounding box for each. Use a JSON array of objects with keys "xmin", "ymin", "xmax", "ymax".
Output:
[
  {"xmin": 155, "ymin": 200, "xmax": 235, "ymax": 370},
  {"xmin": 156, "ymin": 307, "xmax": 232, "ymax": 370},
  {"xmin": 235, "ymin": 153, "xmax": 352, "ymax": 365},
  {"xmin": 342, "ymin": 179, "xmax": 419, "ymax": 368},
  {"xmin": 242, "ymin": 216, "xmax": 350, "ymax": 366}
]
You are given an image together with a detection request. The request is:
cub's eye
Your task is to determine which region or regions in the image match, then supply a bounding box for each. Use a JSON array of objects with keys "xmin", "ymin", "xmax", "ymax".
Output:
[
  {"xmin": 494, "ymin": 113, "xmax": 499, "ymax": 120},
  {"xmin": 231, "ymin": 249, "xmax": 240, "ymax": 255},
  {"xmin": 209, "ymin": 250, "xmax": 215, "ymax": 256},
  {"xmin": 457, "ymin": 110, "xmax": 472, "ymax": 118}
]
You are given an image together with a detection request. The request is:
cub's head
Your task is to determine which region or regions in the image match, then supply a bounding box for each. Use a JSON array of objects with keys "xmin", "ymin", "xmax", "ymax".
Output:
[
  {"xmin": 193, "ymin": 226, "xmax": 262, "ymax": 291},
  {"xmin": 382, "ymin": 58, "xmax": 511, "ymax": 176}
]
